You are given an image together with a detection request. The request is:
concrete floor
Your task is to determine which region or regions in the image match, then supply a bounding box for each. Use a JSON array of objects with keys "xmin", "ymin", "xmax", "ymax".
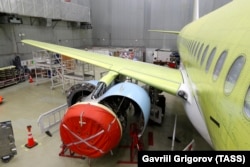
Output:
[{"xmin": 0, "ymin": 67, "xmax": 212, "ymax": 167}]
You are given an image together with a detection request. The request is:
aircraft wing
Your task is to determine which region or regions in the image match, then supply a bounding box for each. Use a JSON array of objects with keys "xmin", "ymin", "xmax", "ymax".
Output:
[
  {"xmin": 22, "ymin": 39, "xmax": 183, "ymax": 95},
  {"xmin": 148, "ymin": 30, "xmax": 180, "ymax": 34}
]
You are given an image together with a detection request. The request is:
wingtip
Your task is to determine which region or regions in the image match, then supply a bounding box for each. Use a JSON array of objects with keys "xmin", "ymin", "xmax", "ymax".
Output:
[{"xmin": 21, "ymin": 39, "xmax": 30, "ymax": 43}]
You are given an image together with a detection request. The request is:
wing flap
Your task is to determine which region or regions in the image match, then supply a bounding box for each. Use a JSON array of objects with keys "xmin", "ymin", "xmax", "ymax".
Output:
[
  {"xmin": 22, "ymin": 39, "xmax": 183, "ymax": 95},
  {"xmin": 119, "ymin": 68, "xmax": 182, "ymax": 94}
]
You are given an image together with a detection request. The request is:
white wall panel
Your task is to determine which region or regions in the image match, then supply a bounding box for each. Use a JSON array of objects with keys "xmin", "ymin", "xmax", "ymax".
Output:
[
  {"xmin": 0, "ymin": 0, "xmax": 90, "ymax": 22},
  {"xmin": 44, "ymin": 0, "xmax": 61, "ymax": 19},
  {"xmin": 33, "ymin": 0, "xmax": 44, "ymax": 17},
  {"xmin": 0, "ymin": 0, "xmax": 11, "ymax": 13},
  {"xmin": 0, "ymin": 1, "xmax": 2, "ymax": 12},
  {"xmin": 61, "ymin": 2, "xmax": 90, "ymax": 22},
  {"xmin": 22, "ymin": 0, "xmax": 34, "ymax": 16},
  {"xmin": 9, "ymin": 0, "xmax": 22, "ymax": 14},
  {"xmin": 54, "ymin": 0, "xmax": 61, "ymax": 19}
]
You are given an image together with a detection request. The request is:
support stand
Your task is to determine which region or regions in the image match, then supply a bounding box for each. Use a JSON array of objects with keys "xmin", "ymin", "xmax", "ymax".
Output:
[
  {"xmin": 129, "ymin": 123, "xmax": 144, "ymax": 162},
  {"xmin": 59, "ymin": 144, "xmax": 85, "ymax": 159},
  {"xmin": 117, "ymin": 122, "xmax": 144, "ymax": 164}
]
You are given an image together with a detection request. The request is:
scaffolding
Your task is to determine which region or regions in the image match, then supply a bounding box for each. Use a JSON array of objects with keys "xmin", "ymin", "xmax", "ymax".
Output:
[
  {"xmin": 32, "ymin": 50, "xmax": 95, "ymax": 92},
  {"xmin": 62, "ymin": 59, "xmax": 95, "ymax": 92},
  {"xmin": 32, "ymin": 50, "xmax": 64, "ymax": 89}
]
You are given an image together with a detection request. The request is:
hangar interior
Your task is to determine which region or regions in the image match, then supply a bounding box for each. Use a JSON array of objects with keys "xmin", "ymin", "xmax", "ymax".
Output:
[{"xmin": 0, "ymin": 0, "xmax": 231, "ymax": 166}]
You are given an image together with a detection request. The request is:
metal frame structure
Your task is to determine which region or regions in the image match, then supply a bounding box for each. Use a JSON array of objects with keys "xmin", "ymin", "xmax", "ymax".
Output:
[
  {"xmin": 37, "ymin": 103, "xmax": 68, "ymax": 135},
  {"xmin": 62, "ymin": 59, "xmax": 95, "ymax": 92},
  {"xmin": 33, "ymin": 50, "xmax": 64, "ymax": 89}
]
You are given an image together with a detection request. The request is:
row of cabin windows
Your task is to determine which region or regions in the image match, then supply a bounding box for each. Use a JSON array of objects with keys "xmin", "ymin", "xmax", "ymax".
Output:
[{"xmin": 180, "ymin": 37, "xmax": 250, "ymax": 119}]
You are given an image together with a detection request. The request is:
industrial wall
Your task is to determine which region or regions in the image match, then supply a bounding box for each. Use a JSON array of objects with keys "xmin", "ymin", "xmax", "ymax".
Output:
[
  {"xmin": 0, "ymin": 0, "xmax": 231, "ymax": 67},
  {"xmin": 0, "ymin": 0, "xmax": 90, "ymax": 22},
  {"xmin": 0, "ymin": 21, "xmax": 92, "ymax": 67},
  {"xmin": 0, "ymin": 0, "xmax": 92, "ymax": 67},
  {"xmin": 91, "ymin": 0, "xmax": 231, "ymax": 48}
]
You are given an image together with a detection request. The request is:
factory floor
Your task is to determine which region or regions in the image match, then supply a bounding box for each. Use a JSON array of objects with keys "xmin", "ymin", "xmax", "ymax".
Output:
[{"xmin": 0, "ymin": 67, "xmax": 212, "ymax": 167}]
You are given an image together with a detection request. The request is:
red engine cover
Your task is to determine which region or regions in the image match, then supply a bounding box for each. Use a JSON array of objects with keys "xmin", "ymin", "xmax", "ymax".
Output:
[{"xmin": 60, "ymin": 102, "xmax": 122, "ymax": 158}]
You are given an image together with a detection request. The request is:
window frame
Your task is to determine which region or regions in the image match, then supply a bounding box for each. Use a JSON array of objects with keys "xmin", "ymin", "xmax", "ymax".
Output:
[
  {"xmin": 197, "ymin": 43, "xmax": 204, "ymax": 61},
  {"xmin": 194, "ymin": 42, "xmax": 200, "ymax": 57},
  {"xmin": 244, "ymin": 86, "xmax": 250, "ymax": 120},
  {"xmin": 200, "ymin": 45, "xmax": 209, "ymax": 66},
  {"xmin": 205, "ymin": 47, "xmax": 217, "ymax": 72},
  {"xmin": 212, "ymin": 50, "xmax": 228, "ymax": 81},
  {"xmin": 224, "ymin": 55, "xmax": 246, "ymax": 94}
]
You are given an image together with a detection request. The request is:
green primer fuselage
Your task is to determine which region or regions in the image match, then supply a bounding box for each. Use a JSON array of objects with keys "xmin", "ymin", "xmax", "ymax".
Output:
[{"xmin": 178, "ymin": 0, "xmax": 250, "ymax": 149}]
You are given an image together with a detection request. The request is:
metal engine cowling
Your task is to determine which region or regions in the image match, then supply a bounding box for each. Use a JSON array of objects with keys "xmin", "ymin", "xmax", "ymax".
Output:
[
  {"xmin": 66, "ymin": 80, "xmax": 98, "ymax": 106},
  {"xmin": 60, "ymin": 81, "xmax": 151, "ymax": 158},
  {"xmin": 98, "ymin": 82, "xmax": 151, "ymax": 137}
]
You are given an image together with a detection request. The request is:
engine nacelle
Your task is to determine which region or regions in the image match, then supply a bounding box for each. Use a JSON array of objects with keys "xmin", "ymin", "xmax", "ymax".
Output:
[
  {"xmin": 60, "ymin": 102, "xmax": 122, "ymax": 158},
  {"xmin": 66, "ymin": 80, "xmax": 98, "ymax": 106},
  {"xmin": 98, "ymin": 82, "xmax": 151, "ymax": 137},
  {"xmin": 60, "ymin": 81, "xmax": 151, "ymax": 158}
]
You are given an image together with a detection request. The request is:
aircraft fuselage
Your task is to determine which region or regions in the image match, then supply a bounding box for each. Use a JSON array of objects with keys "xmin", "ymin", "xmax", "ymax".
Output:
[{"xmin": 177, "ymin": 0, "xmax": 250, "ymax": 149}]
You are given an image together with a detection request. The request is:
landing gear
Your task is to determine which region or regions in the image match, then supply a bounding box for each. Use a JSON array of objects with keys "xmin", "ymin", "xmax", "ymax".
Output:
[{"xmin": 149, "ymin": 87, "xmax": 166, "ymax": 124}]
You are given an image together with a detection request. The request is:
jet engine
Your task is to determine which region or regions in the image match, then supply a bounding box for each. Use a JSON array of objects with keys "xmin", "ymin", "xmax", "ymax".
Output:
[{"xmin": 60, "ymin": 79, "xmax": 151, "ymax": 158}]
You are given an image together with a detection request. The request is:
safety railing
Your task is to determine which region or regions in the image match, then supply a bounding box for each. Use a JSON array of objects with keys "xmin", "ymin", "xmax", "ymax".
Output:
[{"xmin": 37, "ymin": 103, "xmax": 68, "ymax": 134}]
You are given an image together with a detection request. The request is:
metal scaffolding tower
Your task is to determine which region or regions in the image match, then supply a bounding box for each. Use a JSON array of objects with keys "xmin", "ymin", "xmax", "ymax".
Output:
[{"xmin": 32, "ymin": 50, "xmax": 63, "ymax": 90}]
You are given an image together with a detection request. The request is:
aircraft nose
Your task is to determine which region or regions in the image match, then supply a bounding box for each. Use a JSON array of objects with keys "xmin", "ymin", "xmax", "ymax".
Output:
[{"xmin": 60, "ymin": 102, "xmax": 122, "ymax": 158}]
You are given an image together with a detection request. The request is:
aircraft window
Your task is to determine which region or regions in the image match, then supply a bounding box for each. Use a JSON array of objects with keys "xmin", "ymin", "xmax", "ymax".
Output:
[
  {"xmin": 188, "ymin": 40, "xmax": 191, "ymax": 52},
  {"xmin": 194, "ymin": 42, "xmax": 198, "ymax": 55},
  {"xmin": 192, "ymin": 42, "xmax": 197, "ymax": 55},
  {"xmin": 213, "ymin": 51, "xmax": 227, "ymax": 80},
  {"xmin": 201, "ymin": 45, "xmax": 209, "ymax": 66},
  {"xmin": 197, "ymin": 43, "xmax": 204, "ymax": 61},
  {"xmin": 224, "ymin": 56, "xmax": 245, "ymax": 94},
  {"xmin": 186, "ymin": 40, "xmax": 190, "ymax": 52},
  {"xmin": 205, "ymin": 47, "xmax": 216, "ymax": 72},
  {"xmin": 244, "ymin": 87, "xmax": 250, "ymax": 119},
  {"xmin": 190, "ymin": 41, "xmax": 194, "ymax": 54},
  {"xmin": 188, "ymin": 41, "xmax": 191, "ymax": 54},
  {"xmin": 194, "ymin": 42, "xmax": 200, "ymax": 57}
]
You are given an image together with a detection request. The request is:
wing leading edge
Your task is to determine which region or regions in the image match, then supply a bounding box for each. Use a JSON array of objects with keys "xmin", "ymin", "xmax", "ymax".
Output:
[{"xmin": 22, "ymin": 39, "xmax": 183, "ymax": 95}]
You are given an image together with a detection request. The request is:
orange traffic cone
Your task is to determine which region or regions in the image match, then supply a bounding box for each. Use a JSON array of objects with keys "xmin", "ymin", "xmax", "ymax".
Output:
[
  {"xmin": 25, "ymin": 125, "xmax": 38, "ymax": 149},
  {"xmin": 29, "ymin": 75, "xmax": 33, "ymax": 83},
  {"xmin": 0, "ymin": 96, "xmax": 3, "ymax": 104}
]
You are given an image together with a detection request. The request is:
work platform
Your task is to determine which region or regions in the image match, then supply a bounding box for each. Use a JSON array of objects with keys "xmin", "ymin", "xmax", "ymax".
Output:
[
  {"xmin": 32, "ymin": 50, "xmax": 64, "ymax": 89},
  {"xmin": 31, "ymin": 50, "xmax": 95, "ymax": 92}
]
